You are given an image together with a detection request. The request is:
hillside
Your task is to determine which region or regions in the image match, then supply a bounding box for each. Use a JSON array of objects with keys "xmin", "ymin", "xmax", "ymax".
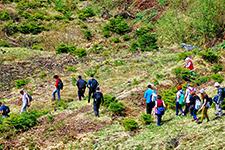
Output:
[{"xmin": 0, "ymin": 0, "xmax": 225, "ymax": 149}]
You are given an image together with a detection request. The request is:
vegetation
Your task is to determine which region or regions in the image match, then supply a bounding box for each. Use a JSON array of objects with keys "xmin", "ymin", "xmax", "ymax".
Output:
[
  {"xmin": 78, "ymin": 7, "xmax": 95, "ymax": 20},
  {"xmin": 140, "ymin": 113, "xmax": 152, "ymax": 125},
  {"xmin": 122, "ymin": 118, "xmax": 139, "ymax": 131},
  {"xmin": 108, "ymin": 102, "xmax": 125, "ymax": 115},
  {"xmin": 15, "ymin": 79, "xmax": 30, "ymax": 89}
]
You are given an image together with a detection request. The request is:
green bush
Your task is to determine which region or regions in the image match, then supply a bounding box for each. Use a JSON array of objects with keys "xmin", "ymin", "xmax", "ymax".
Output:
[
  {"xmin": 82, "ymin": 29, "xmax": 92, "ymax": 40},
  {"xmin": 201, "ymin": 49, "xmax": 219, "ymax": 63},
  {"xmin": 137, "ymin": 33, "xmax": 158, "ymax": 51},
  {"xmin": 85, "ymin": 67, "xmax": 98, "ymax": 77},
  {"xmin": 56, "ymin": 100, "xmax": 68, "ymax": 110},
  {"xmin": 15, "ymin": 79, "xmax": 29, "ymax": 89},
  {"xmin": 18, "ymin": 22, "xmax": 46, "ymax": 35},
  {"xmin": 56, "ymin": 44, "xmax": 76, "ymax": 54},
  {"xmin": 90, "ymin": 44, "xmax": 104, "ymax": 54},
  {"xmin": 66, "ymin": 66, "xmax": 77, "ymax": 72},
  {"xmin": 111, "ymin": 37, "xmax": 120, "ymax": 43},
  {"xmin": 130, "ymin": 42, "xmax": 139, "ymax": 52},
  {"xmin": 140, "ymin": 113, "xmax": 152, "ymax": 125},
  {"xmin": 211, "ymin": 64, "xmax": 223, "ymax": 73},
  {"xmin": 108, "ymin": 102, "xmax": 125, "ymax": 115},
  {"xmin": 0, "ymin": 40, "xmax": 10, "ymax": 47},
  {"xmin": 102, "ymin": 26, "xmax": 111, "ymax": 38},
  {"xmin": 122, "ymin": 118, "xmax": 139, "ymax": 131},
  {"xmin": 78, "ymin": 7, "xmax": 95, "ymax": 20},
  {"xmin": 135, "ymin": 25, "xmax": 153, "ymax": 36},
  {"xmin": 178, "ymin": 52, "xmax": 193, "ymax": 61},
  {"xmin": 0, "ymin": 10, "xmax": 11, "ymax": 21},
  {"xmin": 160, "ymin": 87, "xmax": 176, "ymax": 109},
  {"xmin": 211, "ymin": 74, "xmax": 224, "ymax": 83},
  {"xmin": 104, "ymin": 17, "xmax": 130, "ymax": 35},
  {"xmin": 123, "ymin": 34, "xmax": 130, "ymax": 41},
  {"xmin": 173, "ymin": 67, "xmax": 194, "ymax": 81},
  {"xmin": 3, "ymin": 22, "xmax": 19, "ymax": 35},
  {"xmin": 194, "ymin": 76, "xmax": 210, "ymax": 86},
  {"xmin": 103, "ymin": 94, "xmax": 117, "ymax": 108},
  {"xmin": 73, "ymin": 48, "xmax": 87, "ymax": 58},
  {"xmin": 113, "ymin": 60, "xmax": 125, "ymax": 66},
  {"xmin": 16, "ymin": 0, "xmax": 45, "ymax": 10}
]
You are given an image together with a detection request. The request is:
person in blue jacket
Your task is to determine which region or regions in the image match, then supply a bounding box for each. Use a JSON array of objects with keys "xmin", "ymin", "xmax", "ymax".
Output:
[
  {"xmin": 214, "ymin": 82, "xmax": 224, "ymax": 117},
  {"xmin": 144, "ymin": 84, "xmax": 155, "ymax": 114}
]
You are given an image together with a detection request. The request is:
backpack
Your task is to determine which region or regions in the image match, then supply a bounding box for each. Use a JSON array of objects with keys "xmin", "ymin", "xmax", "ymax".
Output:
[
  {"xmin": 78, "ymin": 79, "xmax": 86, "ymax": 89},
  {"xmin": 195, "ymin": 99, "xmax": 201, "ymax": 110},
  {"xmin": 3, "ymin": 106, "xmax": 10, "ymax": 116},
  {"xmin": 58, "ymin": 79, "xmax": 64, "ymax": 90},
  {"xmin": 27, "ymin": 94, "xmax": 33, "ymax": 102},
  {"xmin": 156, "ymin": 107, "xmax": 165, "ymax": 115},
  {"xmin": 151, "ymin": 92, "xmax": 157, "ymax": 102},
  {"xmin": 220, "ymin": 88, "xmax": 225, "ymax": 98},
  {"xmin": 213, "ymin": 95, "xmax": 219, "ymax": 104},
  {"xmin": 94, "ymin": 92, "xmax": 102, "ymax": 103},
  {"xmin": 179, "ymin": 91, "xmax": 185, "ymax": 105},
  {"xmin": 91, "ymin": 79, "xmax": 98, "ymax": 90}
]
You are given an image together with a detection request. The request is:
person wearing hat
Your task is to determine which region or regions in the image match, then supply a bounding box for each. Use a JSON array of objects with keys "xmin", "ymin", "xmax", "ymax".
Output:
[
  {"xmin": 198, "ymin": 89, "xmax": 210, "ymax": 123},
  {"xmin": 214, "ymin": 82, "xmax": 224, "ymax": 117},
  {"xmin": 185, "ymin": 57, "xmax": 194, "ymax": 71},
  {"xmin": 144, "ymin": 84, "xmax": 155, "ymax": 115}
]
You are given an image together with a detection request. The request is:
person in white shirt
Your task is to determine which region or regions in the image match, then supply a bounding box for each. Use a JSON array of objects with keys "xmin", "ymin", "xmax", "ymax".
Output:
[
  {"xmin": 20, "ymin": 90, "xmax": 30, "ymax": 113},
  {"xmin": 184, "ymin": 84, "xmax": 195, "ymax": 115}
]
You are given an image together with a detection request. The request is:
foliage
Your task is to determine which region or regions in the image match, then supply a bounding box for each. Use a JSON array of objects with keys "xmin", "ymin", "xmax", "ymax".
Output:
[
  {"xmin": 130, "ymin": 42, "xmax": 139, "ymax": 52},
  {"xmin": 78, "ymin": 7, "xmax": 95, "ymax": 20},
  {"xmin": 123, "ymin": 34, "xmax": 130, "ymax": 41},
  {"xmin": 90, "ymin": 44, "xmax": 104, "ymax": 54},
  {"xmin": 113, "ymin": 60, "xmax": 125, "ymax": 66},
  {"xmin": 3, "ymin": 22, "xmax": 19, "ymax": 35},
  {"xmin": 111, "ymin": 37, "xmax": 120, "ymax": 43},
  {"xmin": 211, "ymin": 64, "xmax": 223, "ymax": 73},
  {"xmin": 0, "ymin": 10, "xmax": 11, "ymax": 21},
  {"xmin": 82, "ymin": 29, "xmax": 92, "ymax": 40},
  {"xmin": 108, "ymin": 102, "xmax": 125, "ymax": 115},
  {"xmin": 160, "ymin": 87, "xmax": 176, "ymax": 109},
  {"xmin": 177, "ymin": 51, "xmax": 193, "ymax": 61},
  {"xmin": 201, "ymin": 49, "xmax": 219, "ymax": 63},
  {"xmin": 194, "ymin": 76, "xmax": 210, "ymax": 86},
  {"xmin": 85, "ymin": 67, "xmax": 98, "ymax": 77},
  {"xmin": 15, "ymin": 79, "xmax": 29, "ymax": 89},
  {"xmin": 104, "ymin": 17, "xmax": 130, "ymax": 35},
  {"xmin": 16, "ymin": 0, "xmax": 46, "ymax": 10},
  {"xmin": 56, "ymin": 44, "xmax": 76, "ymax": 54},
  {"xmin": 211, "ymin": 74, "xmax": 224, "ymax": 83},
  {"xmin": 158, "ymin": 0, "xmax": 167, "ymax": 6},
  {"xmin": 103, "ymin": 94, "xmax": 117, "ymax": 108},
  {"xmin": 122, "ymin": 118, "xmax": 139, "ymax": 131},
  {"xmin": 56, "ymin": 100, "xmax": 68, "ymax": 110},
  {"xmin": 156, "ymin": 0, "xmax": 225, "ymax": 46},
  {"xmin": 66, "ymin": 66, "xmax": 77, "ymax": 72},
  {"xmin": 173, "ymin": 67, "xmax": 195, "ymax": 81},
  {"xmin": 73, "ymin": 48, "xmax": 87, "ymax": 58},
  {"xmin": 140, "ymin": 113, "xmax": 152, "ymax": 125},
  {"xmin": 47, "ymin": 114, "xmax": 54, "ymax": 123},
  {"xmin": 19, "ymin": 22, "xmax": 46, "ymax": 35},
  {"xmin": 0, "ymin": 40, "xmax": 10, "ymax": 47}
]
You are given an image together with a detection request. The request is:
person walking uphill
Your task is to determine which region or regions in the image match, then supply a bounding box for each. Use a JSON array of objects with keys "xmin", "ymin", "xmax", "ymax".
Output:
[
  {"xmin": 52, "ymin": 75, "xmax": 63, "ymax": 101},
  {"xmin": 185, "ymin": 57, "xmax": 194, "ymax": 71},
  {"xmin": 20, "ymin": 90, "xmax": 30, "ymax": 113},
  {"xmin": 76, "ymin": 75, "xmax": 87, "ymax": 101},
  {"xmin": 198, "ymin": 89, "xmax": 211, "ymax": 123},
  {"xmin": 214, "ymin": 82, "xmax": 224, "ymax": 117},
  {"xmin": 0, "ymin": 102, "xmax": 10, "ymax": 118},
  {"xmin": 189, "ymin": 90, "xmax": 201, "ymax": 123},
  {"xmin": 155, "ymin": 95, "xmax": 166, "ymax": 126},
  {"xmin": 144, "ymin": 84, "xmax": 155, "ymax": 114},
  {"xmin": 92, "ymin": 87, "xmax": 104, "ymax": 117},
  {"xmin": 176, "ymin": 85, "xmax": 185, "ymax": 116},
  {"xmin": 184, "ymin": 84, "xmax": 195, "ymax": 115},
  {"xmin": 87, "ymin": 75, "xmax": 99, "ymax": 103}
]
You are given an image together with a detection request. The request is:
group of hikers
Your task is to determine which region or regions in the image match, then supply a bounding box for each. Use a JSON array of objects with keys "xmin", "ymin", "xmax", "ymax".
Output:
[{"xmin": 0, "ymin": 56, "xmax": 224, "ymax": 127}]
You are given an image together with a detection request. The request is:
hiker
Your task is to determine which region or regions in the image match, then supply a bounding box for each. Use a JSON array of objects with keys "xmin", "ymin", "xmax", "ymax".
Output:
[
  {"xmin": 87, "ymin": 75, "xmax": 99, "ymax": 103},
  {"xmin": 154, "ymin": 95, "xmax": 166, "ymax": 126},
  {"xmin": 189, "ymin": 90, "xmax": 201, "ymax": 122},
  {"xmin": 0, "ymin": 102, "xmax": 10, "ymax": 118},
  {"xmin": 185, "ymin": 57, "xmax": 194, "ymax": 71},
  {"xmin": 76, "ymin": 75, "xmax": 87, "ymax": 101},
  {"xmin": 184, "ymin": 84, "xmax": 195, "ymax": 115},
  {"xmin": 92, "ymin": 87, "xmax": 104, "ymax": 117},
  {"xmin": 52, "ymin": 75, "xmax": 63, "ymax": 101},
  {"xmin": 198, "ymin": 89, "xmax": 211, "ymax": 123},
  {"xmin": 214, "ymin": 82, "xmax": 224, "ymax": 117},
  {"xmin": 144, "ymin": 84, "xmax": 155, "ymax": 115},
  {"xmin": 20, "ymin": 90, "xmax": 30, "ymax": 113},
  {"xmin": 175, "ymin": 85, "xmax": 185, "ymax": 116}
]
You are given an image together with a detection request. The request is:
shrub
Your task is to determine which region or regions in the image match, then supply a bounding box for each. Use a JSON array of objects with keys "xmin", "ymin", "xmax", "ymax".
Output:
[
  {"xmin": 111, "ymin": 37, "xmax": 120, "ymax": 43},
  {"xmin": 140, "ymin": 113, "xmax": 152, "ymax": 125},
  {"xmin": 122, "ymin": 118, "xmax": 138, "ymax": 131},
  {"xmin": 103, "ymin": 94, "xmax": 117, "ymax": 108},
  {"xmin": 130, "ymin": 42, "xmax": 139, "ymax": 52},
  {"xmin": 194, "ymin": 76, "xmax": 210, "ymax": 86},
  {"xmin": 66, "ymin": 66, "xmax": 77, "ymax": 72},
  {"xmin": 178, "ymin": 52, "xmax": 193, "ymax": 61},
  {"xmin": 39, "ymin": 71, "xmax": 47, "ymax": 79},
  {"xmin": 102, "ymin": 26, "xmax": 111, "ymax": 38},
  {"xmin": 135, "ymin": 25, "xmax": 153, "ymax": 37},
  {"xmin": 108, "ymin": 102, "xmax": 125, "ymax": 115},
  {"xmin": 160, "ymin": 87, "xmax": 176, "ymax": 109},
  {"xmin": 113, "ymin": 60, "xmax": 125, "ymax": 66},
  {"xmin": 47, "ymin": 114, "xmax": 54, "ymax": 123},
  {"xmin": 90, "ymin": 44, "xmax": 104, "ymax": 54},
  {"xmin": 18, "ymin": 22, "xmax": 45, "ymax": 35},
  {"xmin": 3, "ymin": 22, "xmax": 19, "ymax": 35},
  {"xmin": 85, "ymin": 67, "xmax": 98, "ymax": 77},
  {"xmin": 137, "ymin": 33, "xmax": 158, "ymax": 51},
  {"xmin": 123, "ymin": 34, "xmax": 130, "ymax": 41},
  {"xmin": 15, "ymin": 79, "xmax": 29, "ymax": 89},
  {"xmin": 73, "ymin": 48, "xmax": 87, "ymax": 58},
  {"xmin": 56, "ymin": 44, "xmax": 76, "ymax": 54},
  {"xmin": 56, "ymin": 100, "xmax": 68, "ymax": 110},
  {"xmin": 211, "ymin": 74, "xmax": 224, "ymax": 83},
  {"xmin": 0, "ymin": 40, "xmax": 10, "ymax": 47},
  {"xmin": 16, "ymin": 0, "xmax": 44, "ymax": 10},
  {"xmin": 173, "ymin": 67, "xmax": 194, "ymax": 81},
  {"xmin": 32, "ymin": 44, "xmax": 43, "ymax": 50},
  {"xmin": 211, "ymin": 64, "xmax": 223, "ymax": 73},
  {"xmin": 82, "ymin": 29, "xmax": 92, "ymax": 40},
  {"xmin": 201, "ymin": 49, "xmax": 219, "ymax": 63},
  {"xmin": 104, "ymin": 17, "xmax": 130, "ymax": 35},
  {"xmin": 0, "ymin": 10, "xmax": 11, "ymax": 21},
  {"xmin": 78, "ymin": 7, "xmax": 95, "ymax": 20}
]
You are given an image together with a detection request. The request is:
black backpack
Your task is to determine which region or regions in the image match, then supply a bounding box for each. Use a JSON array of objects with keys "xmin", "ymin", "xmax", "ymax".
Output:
[
  {"xmin": 91, "ymin": 79, "xmax": 98, "ymax": 90},
  {"xmin": 27, "ymin": 94, "xmax": 33, "ymax": 102},
  {"xmin": 3, "ymin": 106, "xmax": 10, "ymax": 116},
  {"xmin": 220, "ymin": 88, "xmax": 225, "ymax": 98},
  {"xmin": 58, "ymin": 79, "xmax": 64, "ymax": 90},
  {"xmin": 94, "ymin": 92, "xmax": 102, "ymax": 102}
]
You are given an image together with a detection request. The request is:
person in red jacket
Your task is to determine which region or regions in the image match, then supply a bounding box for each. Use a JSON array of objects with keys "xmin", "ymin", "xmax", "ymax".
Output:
[
  {"xmin": 185, "ymin": 57, "xmax": 194, "ymax": 71},
  {"xmin": 52, "ymin": 75, "xmax": 63, "ymax": 101}
]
